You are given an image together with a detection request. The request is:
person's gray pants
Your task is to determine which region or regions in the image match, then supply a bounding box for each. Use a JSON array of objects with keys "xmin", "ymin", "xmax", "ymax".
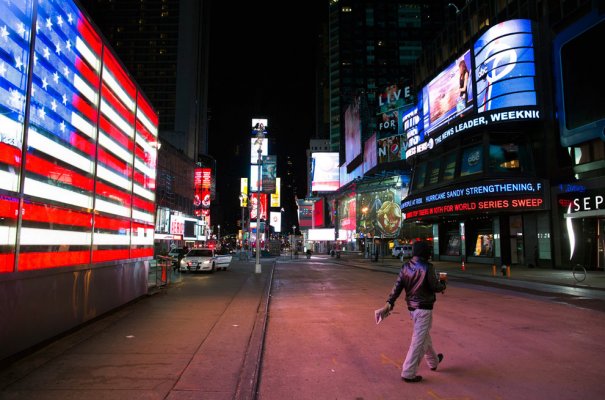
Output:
[{"xmin": 402, "ymin": 309, "xmax": 440, "ymax": 378}]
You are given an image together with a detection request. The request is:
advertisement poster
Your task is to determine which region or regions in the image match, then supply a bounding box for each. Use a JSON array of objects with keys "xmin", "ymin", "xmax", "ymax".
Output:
[
  {"xmin": 194, "ymin": 168, "xmax": 212, "ymax": 216},
  {"xmin": 311, "ymin": 152, "xmax": 339, "ymax": 192},
  {"xmin": 376, "ymin": 109, "xmax": 400, "ymax": 138},
  {"xmin": 338, "ymin": 193, "xmax": 356, "ymax": 231},
  {"xmin": 262, "ymin": 155, "xmax": 277, "ymax": 194},
  {"xmin": 377, "ymin": 135, "xmax": 404, "ymax": 164},
  {"xmin": 344, "ymin": 97, "xmax": 362, "ymax": 165},
  {"xmin": 249, "ymin": 193, "xmax": 267, "ymax": 221},
  {"xmin": 357, "ymin": 188, "xmax": 402, "ymax": 238}
]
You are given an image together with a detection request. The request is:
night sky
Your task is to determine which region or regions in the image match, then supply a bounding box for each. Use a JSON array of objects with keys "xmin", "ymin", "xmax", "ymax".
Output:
[{"xmin": 208, "ymin": 1, "xmax": 326, "ymax": 232}]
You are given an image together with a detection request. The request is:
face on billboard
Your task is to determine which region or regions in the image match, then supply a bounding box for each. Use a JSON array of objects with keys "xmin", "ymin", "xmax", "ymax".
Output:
[
  {"xmin": 473, "ymin": 19, "xmax": 536, "ymax": 112},
  {"xmin": 422, "ymin": 49, "xmax": 473, "ymax": 135},
  {"xmin": 251, "ymin": 118, "xmax": 268, "ymax": 135}
]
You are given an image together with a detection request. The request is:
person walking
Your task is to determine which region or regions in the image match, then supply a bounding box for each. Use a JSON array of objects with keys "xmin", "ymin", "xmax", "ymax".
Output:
[{"xmin": 376, "ymin": 240, "xmax": 447, "ymax": 383}]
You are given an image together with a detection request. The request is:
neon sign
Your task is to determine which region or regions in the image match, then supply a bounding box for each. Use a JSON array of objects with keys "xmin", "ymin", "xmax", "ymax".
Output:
[
  {"xmin": 401, "ymin": 180, "xmax": 544, "ymax": 209},
  {"xmin": 405, "ymin": 197, "xmax": 544, "ymax": 219}
]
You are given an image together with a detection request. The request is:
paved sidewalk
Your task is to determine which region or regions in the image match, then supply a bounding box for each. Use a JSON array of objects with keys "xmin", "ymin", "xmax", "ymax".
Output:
[
  {"xmin": 323, "ymin": 253, "xmax": 605, "ymax": 292},
  {"xmin": 0, "ymin": 260, "xmax": 274, "ymax": 400}
]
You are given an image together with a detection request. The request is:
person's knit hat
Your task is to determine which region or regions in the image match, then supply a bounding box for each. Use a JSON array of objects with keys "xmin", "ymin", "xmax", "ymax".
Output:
[{"xmin": 412, "ymin": 240, "xmax": 431, "ymax": 259}]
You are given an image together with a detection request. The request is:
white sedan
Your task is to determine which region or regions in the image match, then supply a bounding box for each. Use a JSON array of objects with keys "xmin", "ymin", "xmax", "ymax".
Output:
[{"xmin": 179, "ymin": 248, "xmax": 232, "ymax": 272}]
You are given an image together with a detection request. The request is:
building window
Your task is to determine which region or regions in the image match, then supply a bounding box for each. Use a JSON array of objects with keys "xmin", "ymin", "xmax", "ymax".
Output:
[
  {"xmin": 460, "ymin": 145, "xmax": 483, "ymax": 176},
  {"xmin": 442, "ymin": 152, "xmax": 457, "ymax": 181},
  {"xmin": 488, "ymin": 143, "xmax": 521, "ymax": 172},
  {"xmin": 414, "ymin": 162, "xmax": 427, "ymax": 189},
  {"xmin": 428, "ymin": 159, "xmax": 441, "ymax": 185}
]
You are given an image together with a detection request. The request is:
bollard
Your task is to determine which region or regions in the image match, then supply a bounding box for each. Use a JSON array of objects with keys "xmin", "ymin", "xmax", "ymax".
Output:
[
  {"xmin": 501, "ymin": 264, "xmax": 507, "ymax": 276},
  {"xmin": 461, "ymin": 260, "xmax": 466, "ymax": 271},
  {"xmin": 506, "ymin": 265, "xmax": 511, "ymax": 277},
  {"xmin": 492, "ymin": 264, "xmax": 497, "ymax": 276}
]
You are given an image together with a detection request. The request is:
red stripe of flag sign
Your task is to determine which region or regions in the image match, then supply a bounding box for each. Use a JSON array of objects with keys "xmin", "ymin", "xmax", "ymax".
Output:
[{"xmin": 0, "ymin": 0, "xmax": 159, "ymax": 273}]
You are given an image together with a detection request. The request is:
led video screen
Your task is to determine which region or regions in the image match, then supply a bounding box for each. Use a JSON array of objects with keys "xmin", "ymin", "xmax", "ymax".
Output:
[
  {"xmin": 250, "ymin": 138, "xmax": 268, "ymax": 164},
  {"xmin": 311, "ymin": 152, "xmax": 339, "ymax": 192},
  {"xmin": 473, "ymin": 19, "xmax": 536, "ymax": 112},
  {"xmin": 422, "ymin": 50, "xmax": 473, "ymax": 135},
  {"xmin": 344, "ymin": 98, "xmax": 362, "ymax": 165}
]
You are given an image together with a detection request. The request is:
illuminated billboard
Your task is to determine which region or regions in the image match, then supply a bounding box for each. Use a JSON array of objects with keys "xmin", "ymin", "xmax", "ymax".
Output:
[
  {"xmin": 400, "ymin": 179, "xmax": 546, "ymax": 220},
  {"xmin": 194, "ymin": 168, "xmax": 212, "ymax": 217},
  {"xmin": 422, "ymin": 50, "xmax": 473, "ymax": 135},
  {"xmin": 249, "ymin": 165, "xmax": 261, "ymax": 192},
  {"xmin": 377, "ymin": 83, "xmax": 411, "ymax": 114},
  {"xmin": 474, "ymin": 19, "xmax": 536, "ymax": 113},
  {"xmin": 251, "ymin": 118, "xmax": 268, "ymax": 134},
  {"xmin": 0, "ymin": 0, "xmax": 158, "ymax": 273},
  {"xmin": 376, "ymin": 109, "xmax": 401, "ymax": 138},
  {"xmin": 270, "ymin": 211, "xmax": 281, "ymax": 233},
  {"xmin": 357, "ymin": 188, "xmax": 402, "ymax": 238},
  {"xmin": 250, "ymin": 138, "xmax": 268, "ymax": 164},
  {"xmin": 271, "ymin": 177, "xmax": 281, "ymax": 207},
  {"xmin": 405, "ymin": 19, "xmax": 539, "ymax": 160},
  {"xmin": 338, "ymin": 192, "xmax": 356, "ymax": 231},
  {"xmin": 311, "ymin": 152, "xmax": 339, "ymax": 192},
  {"xmin": 363, "ymin": 133, "xmax": 377, "ymax": 173},
  {"xmin": 240, "ymin": 178, "xmax": 248, "ymax": 207},
  {"xmin": 377, "ymin": 135, "xmax": 404, "ymax": 164},
  {"xmin": 262, "ymin": 155, "xmax": 277, "ymax": 194},
  {"xmin": 250, "ymin": 193, "xmax": 268, "ymax": 220},
  {"xmin": 344, "ymin": 97, "xmax": 362, "ymax": 165},
  {"xmin": 297, "ymin": 198, "xmax": 325, "ymax": 228}
]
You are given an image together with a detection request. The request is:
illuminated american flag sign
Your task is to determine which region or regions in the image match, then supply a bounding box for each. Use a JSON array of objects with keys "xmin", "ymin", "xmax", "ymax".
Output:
[{"xmin": 0, "ymin": 0, "xmax": 158, "ymax": 272}]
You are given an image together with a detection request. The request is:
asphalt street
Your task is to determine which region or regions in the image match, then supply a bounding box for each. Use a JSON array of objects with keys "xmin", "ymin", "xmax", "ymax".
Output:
[{"xmin": 0, "ymin": 255, "xmax": 603, "ymax": 400}]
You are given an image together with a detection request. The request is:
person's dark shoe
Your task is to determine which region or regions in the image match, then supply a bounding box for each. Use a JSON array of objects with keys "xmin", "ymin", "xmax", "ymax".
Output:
[
  {"xmin": 431, "ymin": 353, "xmax": 444, "ymax": 371},
  {"xmin": 402, "ymin": 376, "xmax": 423, "ymax": 383}
]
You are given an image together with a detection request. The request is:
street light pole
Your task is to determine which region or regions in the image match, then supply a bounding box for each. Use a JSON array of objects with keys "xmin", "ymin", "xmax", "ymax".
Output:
[
  {"xmin": 254, "ymin": 130, "xmax": 264, "ymax": 274},
  {"xmin": 239, "ymin": 193, "xmax": 245, "ymax": 248},
  {"xmin": 291, "ymin": 225, "xmax": 296, "ymax": 259}
]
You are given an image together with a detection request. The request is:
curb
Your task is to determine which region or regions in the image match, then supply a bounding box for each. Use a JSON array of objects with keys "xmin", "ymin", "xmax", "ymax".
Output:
[{"xmin": 235, "ymin": 261, "xmax": 276, "ymax": 400}]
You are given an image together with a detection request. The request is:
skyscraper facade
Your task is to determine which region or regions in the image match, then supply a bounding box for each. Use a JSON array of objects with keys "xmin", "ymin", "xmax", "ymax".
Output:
[
  {"xmin": 78, "ymin": 0, "xmax": 210, "ymax": 160},
  {"xmin": 328, "ymin": 0, "xmax": 446, "ymax": 155}
]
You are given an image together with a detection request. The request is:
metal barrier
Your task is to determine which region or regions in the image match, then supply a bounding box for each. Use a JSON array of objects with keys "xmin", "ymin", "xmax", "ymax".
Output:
[{"xmin": 149, "ymin": 255, "xmax": 180, "ymax": 287}]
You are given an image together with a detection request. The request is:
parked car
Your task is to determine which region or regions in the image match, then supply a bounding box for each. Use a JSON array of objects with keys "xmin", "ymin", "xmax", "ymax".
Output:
[
  {"xmin": 179, "ymin": 248, "xmax": 232, "ymax": 272},
  {"xmin": 392, "ymin": 244, "xmax": 413, "ymax": 259}
]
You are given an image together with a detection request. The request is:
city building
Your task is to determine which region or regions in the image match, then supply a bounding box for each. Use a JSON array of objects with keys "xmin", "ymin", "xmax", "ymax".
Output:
[
  {"xmin": 401, "ymin": 0, "xmax": 604, "ymax": 270},
  {"xmin": 304, "ymin": 0, "xmax": 446, "ymax": 256},
  {"xmin": 327, "ymin": 0, "xmax": 447, "ymax": 155},
  {"xmin": 315, "ymin": 0, "xmax": 603, "ymax": 270},
  {"xmin": 79, "ymin": 0, "xmax": 215, "ymax": 252},
  {"xmin": 78, "ymin": 0, "xmax": 211, "ymax": 160}
]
